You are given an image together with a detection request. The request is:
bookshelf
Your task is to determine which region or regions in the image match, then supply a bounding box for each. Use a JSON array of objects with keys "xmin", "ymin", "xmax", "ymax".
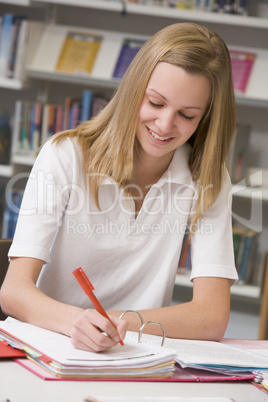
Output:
[
  {"xmin": 32, "ymin": 0, "xmax": 268, "ymax": 29},
  {"xmin": 175, "ymin": 274, "xmax": 261, "ymax": 300},
  {"xmin": 0, "ymin": 1, "xmax": 268, "ymax": 304}
]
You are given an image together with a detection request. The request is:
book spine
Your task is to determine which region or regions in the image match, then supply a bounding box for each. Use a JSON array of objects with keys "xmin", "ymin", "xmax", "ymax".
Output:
[
  {"xmin": 13, "ymin": 19, "xmax": 29, "ymax": 81},
  {"xmin": 6, "ymin": 16, "xmax": 23, "ymax": 78},
  {"xmin": 2, "ymin": 188, "xmax": 24, "ymax": 238},
  {"xmin": 0, "ymin": 13, "xmax": 14, "ymax": 77},
  {"xmin": 0, "ymin": 111, "xmax": 11, "ymax": 165},
  {"xmin": 80, "ymin": 89, "xmax": 93, "ymax": 122}
]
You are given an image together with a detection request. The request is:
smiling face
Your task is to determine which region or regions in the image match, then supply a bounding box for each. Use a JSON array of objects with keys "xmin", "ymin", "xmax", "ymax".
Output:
[{"xmin": 136, "ymin": 62, "xmax": 211, "ymax": 167}]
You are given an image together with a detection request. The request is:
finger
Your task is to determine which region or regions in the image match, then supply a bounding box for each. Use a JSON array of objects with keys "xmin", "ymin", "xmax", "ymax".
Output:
[
  {"xmin": 71, "ymin": 323, "xmax": 117, "ymax": 352},
  {"xmin": 71, "ymin": 310, "xmax": 119, "ymax": 352},
  {"xmin": 109, "ymin": 315, "xmax": 129, "ymax": 341}
]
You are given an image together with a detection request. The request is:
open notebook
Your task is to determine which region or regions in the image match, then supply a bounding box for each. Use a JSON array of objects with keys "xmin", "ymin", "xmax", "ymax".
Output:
[
  {"xmin": 0, "ymin": 317, "xmax": 175, "ymax": 379},
  {"xmin": 0, "ymin": 317, "xmax": 260, "ymax": 382}
]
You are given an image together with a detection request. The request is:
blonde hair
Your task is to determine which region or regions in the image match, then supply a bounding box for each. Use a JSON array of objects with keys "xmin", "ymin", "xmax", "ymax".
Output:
[{"xmin": 53, "ymin": 22, "xmax": 236, "ymax": 227}]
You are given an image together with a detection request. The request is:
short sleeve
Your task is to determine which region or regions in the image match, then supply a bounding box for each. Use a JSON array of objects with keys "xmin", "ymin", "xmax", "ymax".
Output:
[
  {"xmin": 190, "ymin": 172, "xmax": 238, "ymax": 285},
  {"xmin": 8, "ymin": 138, "xmax": 76, "ymax": 263}
]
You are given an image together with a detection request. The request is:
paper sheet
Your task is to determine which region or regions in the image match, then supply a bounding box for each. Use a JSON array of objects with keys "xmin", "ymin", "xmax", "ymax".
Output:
[{"xmin": 136, "ymin": 333, "xmax": 268, "ymax": 370}]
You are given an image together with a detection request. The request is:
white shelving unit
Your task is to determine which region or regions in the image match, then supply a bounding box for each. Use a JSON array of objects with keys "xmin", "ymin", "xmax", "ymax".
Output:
[
  {"xmin": 232, "ymin": 185, "xmax": 268, "ymax": 203},
  {"xmin": 32, "ymin": 0, "xmax": 268, "ymax": 29},
  {"xmin": 175, "ymin": 274, "xmax": 261, "ymax": 300},
  {"xmin": 0, "ymin": 165, "xmax": 13, "ymax": 178}
]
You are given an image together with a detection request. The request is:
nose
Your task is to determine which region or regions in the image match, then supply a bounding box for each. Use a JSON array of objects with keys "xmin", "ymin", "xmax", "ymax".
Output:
[{"xmin": 155, "ymin": 109, "xmax": 176, "ymax": 134}]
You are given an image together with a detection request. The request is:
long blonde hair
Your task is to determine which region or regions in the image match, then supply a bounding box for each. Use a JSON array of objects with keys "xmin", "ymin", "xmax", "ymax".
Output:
[{"xmin": 53, "ymin": 22, "xmax": 236, "ymax": 226}]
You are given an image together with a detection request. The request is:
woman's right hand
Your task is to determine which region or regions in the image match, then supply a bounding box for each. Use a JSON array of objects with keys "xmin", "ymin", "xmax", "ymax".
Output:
[{"xmin": 70, "ymin": 309, "xmax": 128, "ymax": 352}]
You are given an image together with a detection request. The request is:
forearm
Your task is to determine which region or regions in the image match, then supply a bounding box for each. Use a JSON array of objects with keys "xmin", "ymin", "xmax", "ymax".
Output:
[
  {"xmin": 0, "ymin": 257, "xmax": 83, "ymax": 336},
  {"xmin": 1, "ymin": 279, "xmax": 83, "ymax": 336},
  {"xmin": 112, "ymin": 278, "xmax": 231, "ymax": 342},
  {"xmin": 114, "ymin": 302, "xmax": 228, "ymax": 341}
]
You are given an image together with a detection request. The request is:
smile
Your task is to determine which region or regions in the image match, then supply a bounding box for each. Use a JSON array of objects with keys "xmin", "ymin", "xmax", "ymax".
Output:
[{"xmin": 148, "ymin": 129, "xmax": 173, "ymax": 141}]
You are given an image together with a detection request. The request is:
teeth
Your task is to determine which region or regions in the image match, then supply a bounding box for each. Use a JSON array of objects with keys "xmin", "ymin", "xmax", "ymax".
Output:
[{"xmin": 149, "ymin": 130, "xmax": 172, "ymax": 141}]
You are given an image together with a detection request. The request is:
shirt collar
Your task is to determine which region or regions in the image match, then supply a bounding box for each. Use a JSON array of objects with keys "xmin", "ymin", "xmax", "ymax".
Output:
[
  {"xmin": 158, "ymin": 143, "xmax": 193, "ymax": 186},
  {"xmin": 100, "ymin": 143, "xmax": 193, "ymax": 187}
]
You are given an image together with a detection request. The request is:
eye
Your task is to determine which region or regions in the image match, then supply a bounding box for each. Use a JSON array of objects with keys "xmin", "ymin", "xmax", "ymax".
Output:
[
  {"xmin": 179, "ymin": 111, "xmax": 194, "ymax": 121},
  {"xmin": 148, "ymin": 99, "xmax": 163, "ymax": 108}
]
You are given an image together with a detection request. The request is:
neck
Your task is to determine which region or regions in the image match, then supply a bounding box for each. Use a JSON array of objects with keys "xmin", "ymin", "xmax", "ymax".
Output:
[{"xmin": 132, "ymin": 147, "xmax": 174, "ymax": 190}]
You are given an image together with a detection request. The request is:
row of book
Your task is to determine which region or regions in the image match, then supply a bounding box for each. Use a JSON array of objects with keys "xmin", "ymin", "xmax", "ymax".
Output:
[
  {"xmin": 0, "ymin": 13, "xmax": 30, "ymax": 80},
  {"xmin": 13, "ymin": 90, "xmax": 108, "ymax": 158},
  {"xmin": 109, "ymin": 0, "xmax": 249, "ymax": 14},
  {"xmin": 55, "ymin": 26, "xmax": 256, "ymax": 93},
  {"xmin": 177, "ymin": 226, "xmax": 263, "ymax": 286}
]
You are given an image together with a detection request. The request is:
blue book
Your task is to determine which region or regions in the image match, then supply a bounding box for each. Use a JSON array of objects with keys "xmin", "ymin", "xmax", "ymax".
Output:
[
  {"xmin": 6, "ymin": 15, "xmax": 27, "ymax": 78},
  {"xmin": 0, "ymin": 13, "xmax": 14, "ymax": 77},
  {"xmin": 80, "ymin": 89, "xmax": 93, "ymax": 122},
  {"xmin": 113, "ymin": 38, "xmax": 146, "ymax": 79},
  {"xmin": 2, "ymin": 189, "xmax": 24, "ymax": 238},
  {"xmin": 238, "ymin": 230, "xmax": 258, "ymax": 283}
]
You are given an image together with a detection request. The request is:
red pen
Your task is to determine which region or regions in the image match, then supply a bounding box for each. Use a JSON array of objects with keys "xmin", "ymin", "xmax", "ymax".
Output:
[{"xmin": 72, "ymin": 267, "xmax": 124, "ymax": 346}]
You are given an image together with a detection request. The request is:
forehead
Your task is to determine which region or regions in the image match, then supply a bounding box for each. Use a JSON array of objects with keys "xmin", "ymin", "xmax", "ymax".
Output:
[{"xmin": 146, "ymin": 62, "xmax": 211, "ymax": 109}]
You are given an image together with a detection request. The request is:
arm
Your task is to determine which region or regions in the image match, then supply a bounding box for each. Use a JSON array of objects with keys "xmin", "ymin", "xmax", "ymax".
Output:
[
  {"xmin": 111, "ymin": 276, "xmax": 231, "ymax": 342},
  {"xmin": 0, "ymin": 257, "xmax": 128, "ymax": 352}
]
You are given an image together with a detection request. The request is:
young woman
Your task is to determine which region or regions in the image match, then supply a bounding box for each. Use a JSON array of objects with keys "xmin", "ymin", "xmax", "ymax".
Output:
[{"xmin": 0, "ymin": 22, "xmax": 238, "ymax": 352}]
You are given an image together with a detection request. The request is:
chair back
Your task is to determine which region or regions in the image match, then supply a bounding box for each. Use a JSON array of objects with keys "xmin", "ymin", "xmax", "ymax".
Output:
[
  {"xmin": 0, "ymin": 238, "xmax": 12, "ymax": 320},
  {"xmin": 259, "ymin": 253, "xmax": 268, "ymax": 339}
]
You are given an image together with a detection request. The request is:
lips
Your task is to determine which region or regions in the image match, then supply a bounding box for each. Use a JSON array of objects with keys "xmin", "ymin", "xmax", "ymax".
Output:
[{"xmin": 148, "ymin": 128, "xmax": 174, "ymax": 142}]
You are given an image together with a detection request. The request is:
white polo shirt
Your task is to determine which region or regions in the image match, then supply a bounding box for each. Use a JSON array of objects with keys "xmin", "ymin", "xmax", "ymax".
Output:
[{"xmin": 9, "ymin": 137, "xmax": 238, "ymax": 311}]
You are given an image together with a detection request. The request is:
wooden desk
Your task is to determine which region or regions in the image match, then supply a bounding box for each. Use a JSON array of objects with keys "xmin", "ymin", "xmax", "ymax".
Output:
[{"xmin": 0, "ymin": 360, "xmax": 268, "ymax": 402}]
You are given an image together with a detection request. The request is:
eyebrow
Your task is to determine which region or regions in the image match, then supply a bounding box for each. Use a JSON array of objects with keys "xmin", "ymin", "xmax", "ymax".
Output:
[{"xmin": 147, "ymin": 88, "xmax": 203, "ymax": 111}]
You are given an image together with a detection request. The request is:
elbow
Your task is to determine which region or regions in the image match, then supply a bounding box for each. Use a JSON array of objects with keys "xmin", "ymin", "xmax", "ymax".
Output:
[
  {"xmin": 0, "ymin": 283, "xmax": 14, "ymax": 318},
  {"xmin": 201, "ymin": 313, "xmax": 229, "ymax": 342}
]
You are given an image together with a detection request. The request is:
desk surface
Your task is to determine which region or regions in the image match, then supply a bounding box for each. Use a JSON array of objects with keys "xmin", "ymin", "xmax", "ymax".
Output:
[{"xmin": 1, "ymin": 360, "xmax": 268, "ymax": 402}]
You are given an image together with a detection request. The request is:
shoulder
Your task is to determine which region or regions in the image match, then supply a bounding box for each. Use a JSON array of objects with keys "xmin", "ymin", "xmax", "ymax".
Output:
[{"xmin": 38, "ymin": 136, "xmax": 82, "ymax": 166}]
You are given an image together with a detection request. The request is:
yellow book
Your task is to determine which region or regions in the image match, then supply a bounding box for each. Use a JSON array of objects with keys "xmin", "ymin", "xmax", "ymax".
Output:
[{"xmin": 56, "ymin": 31, "xmax": 103, "ymax": 75}]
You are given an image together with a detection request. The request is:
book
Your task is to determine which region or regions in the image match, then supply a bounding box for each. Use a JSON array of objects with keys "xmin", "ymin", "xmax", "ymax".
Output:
[
  {"xmin": 229, "ymin": 49, "xmax": 256, "ymax": 94},
  {"xmin": 91, "ymin": 95, "xmax": 108, "ymax": 118},
  {"xmin": 69, "ymin": 100, "xmax": 81, "ymax": 129},
  {"xmin": 80, "ymin": 89, "xmax": 93, "ymax": 122},
  {"xmin": 0, "ymin": 110, "xmax": 11, "ymax": 165},
  {"xmin": 11, "ymin": 99, "xmax": 23, "ymax": 156},
  {"xmin": 236, "ymin": 0, "xmax": 249, "ymax": 15},
  {"xmin": 178, "ymin": 234, "xmax": 191, "ymax": 274},
  {"xmin": 0, "ymin": 13, "xmax": 14, "ymax": 77},
  {"xmin": 113, "ymin": 38, "xmax": 146, "ymax": 79},
  {"xmin": 41, "ymin": 103, "xmax": 58, "ymax": 144},
  {"xmin": 56, "ymin": 31, "xmax": 103, "ymax": 75},
  {"xmin": 29, "ymin": 102, "xmax": 43, "ymax": 154},
  {"xmin": 6, "ymin": 15, "xmax": 26, "ymax": 79},
  {"xmin": 1, "ymin": 188, "xmax": 24, "ymax": 238},
  {"xmin": 232, "ymin": 226, "xmax": 259, "ymax": 283},
  {"xmin": 13, "ymin": 18, "xmax": 30, "ymax": 81}
]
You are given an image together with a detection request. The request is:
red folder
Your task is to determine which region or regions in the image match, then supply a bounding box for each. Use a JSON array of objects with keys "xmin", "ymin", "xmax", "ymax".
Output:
[{"xmin": 0, "ymin": 340, "xmax": 26, "ymax": 359}]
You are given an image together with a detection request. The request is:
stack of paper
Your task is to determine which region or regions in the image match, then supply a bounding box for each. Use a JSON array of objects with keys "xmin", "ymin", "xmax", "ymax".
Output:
[
  {"xmin": 0, "ymin": 318, "xmax": 176, "ymax": 379},
  {"xmin": 140, "ymin": 334, "xmax": 268, "ymax": 375}
]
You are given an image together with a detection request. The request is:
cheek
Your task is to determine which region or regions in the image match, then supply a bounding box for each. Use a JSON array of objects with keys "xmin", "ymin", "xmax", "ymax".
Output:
[
  {"xmin": 179, "ymin": 121, "xmax": 199, "ymax": 140},
  {"xmin": 139, "ymin": 103, "xmax": 155, "ymax": 123}
]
